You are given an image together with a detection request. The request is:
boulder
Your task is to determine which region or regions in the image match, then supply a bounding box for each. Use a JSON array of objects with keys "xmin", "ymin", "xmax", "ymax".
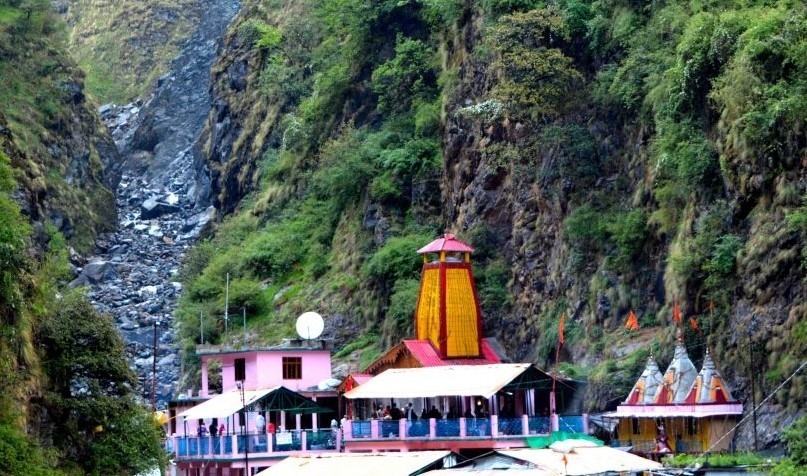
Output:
[
  {"xmin": 69, "ymin": 261, "xmax": 119, "ymax": 287},
  {"xmin": 140, "ymin": 197, "xmax": 181, "ymax": 219}
]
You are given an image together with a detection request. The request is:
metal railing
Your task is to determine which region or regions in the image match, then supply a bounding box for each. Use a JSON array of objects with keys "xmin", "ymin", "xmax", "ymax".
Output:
[
  {"xmin": 342, "ymin": 414, "xmax": 588, "ymax": 444},
  {"xmin": 167, "ymin": 428, "xmax": 339, "ymax": 460}
]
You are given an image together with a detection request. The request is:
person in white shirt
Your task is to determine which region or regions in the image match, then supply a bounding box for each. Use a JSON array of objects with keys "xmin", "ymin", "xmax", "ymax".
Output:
[{"xmin": 255, "ymin": 412, "xmax": 266, "ymax": 433}]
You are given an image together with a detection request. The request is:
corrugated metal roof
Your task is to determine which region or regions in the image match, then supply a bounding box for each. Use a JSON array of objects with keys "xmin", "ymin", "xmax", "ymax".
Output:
[
  {"xmin": 344, "ymin": 363, "xmax": 532, "ymax": 400},
  {"xmin": 417, "ymin": 234, "xmax": 475, "ymax": 254},
  {"xmin": 255, "ymin": 451, "xmax": 453, "ymax": 476}
]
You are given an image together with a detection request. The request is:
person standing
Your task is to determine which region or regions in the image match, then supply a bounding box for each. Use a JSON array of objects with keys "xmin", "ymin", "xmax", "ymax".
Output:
[{"xmin": 255, "ymin": 412, "xmax": 266, "ymax": 434}]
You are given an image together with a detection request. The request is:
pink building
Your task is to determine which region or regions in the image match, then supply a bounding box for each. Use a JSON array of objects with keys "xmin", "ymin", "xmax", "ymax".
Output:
[{"xmin": 164, "ymin": 339, "xmax": 340, "ymax": 476}]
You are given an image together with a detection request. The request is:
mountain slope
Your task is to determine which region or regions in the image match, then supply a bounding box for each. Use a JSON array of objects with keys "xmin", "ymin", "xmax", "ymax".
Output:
[{"xmin": 178, "ymin": 0, "xmax": 806, "ymax": 450}]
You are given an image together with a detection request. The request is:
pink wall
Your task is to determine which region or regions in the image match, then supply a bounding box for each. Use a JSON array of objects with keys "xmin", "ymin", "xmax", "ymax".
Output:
[{"xmin": 201, "ymin": 349, "xmax": 332, "ymax": 395}]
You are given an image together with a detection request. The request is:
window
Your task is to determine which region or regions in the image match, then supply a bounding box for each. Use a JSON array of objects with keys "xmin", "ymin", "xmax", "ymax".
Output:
[
  {"xmin": 234, "ymin": 358, "xmax": 246, "ymax": 381},
  {"xmin": 282, "ymin": 357, "xmax": 302, "ymax": 380}
]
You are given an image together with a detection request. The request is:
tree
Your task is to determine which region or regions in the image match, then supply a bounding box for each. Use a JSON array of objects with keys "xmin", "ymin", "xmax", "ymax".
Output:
[
  {"xmin": 486, "ymin": 7, "xmax": 581, "ymax": 120},
  {"xmin": 771, "ymin": 415, "xmax": 807, "ymax": 475},
  {"xmin": 37, "ymin": 294, "xmax": 165, "ymax": 475}
]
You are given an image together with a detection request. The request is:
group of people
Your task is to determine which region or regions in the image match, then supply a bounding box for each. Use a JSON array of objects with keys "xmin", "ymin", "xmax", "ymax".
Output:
[
  {"xmin": 197, "ymin": 420, "xmax": 226, "ymax": 438},
  {"xmin": 375, "ymin": 402, "xmax": 445, "ymax": 421}
]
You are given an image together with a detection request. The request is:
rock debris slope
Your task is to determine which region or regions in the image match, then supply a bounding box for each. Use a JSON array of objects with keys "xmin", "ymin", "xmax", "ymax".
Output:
[{"xmin": 70, "ymin": 0, "xmax": 241, "ymax": 406}]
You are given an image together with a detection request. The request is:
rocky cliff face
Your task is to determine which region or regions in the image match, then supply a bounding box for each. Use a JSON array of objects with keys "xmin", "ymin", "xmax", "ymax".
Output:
[
  {"xmin": 0, "ymin": 54, "xmax": 118, "ymax": 255},
  {"xmin": 184, "ymin": 1, "xmax": 804, "ymax": 451}
]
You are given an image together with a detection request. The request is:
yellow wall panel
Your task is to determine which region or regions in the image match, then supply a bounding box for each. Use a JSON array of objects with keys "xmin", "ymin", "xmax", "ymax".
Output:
[
  {"xmin": 416, "ymin": 268, "xmax": 441, "ymax": 345},
  {"xmin": 444, "ymin": 268, "xmax": 479, "ymax": 357}
]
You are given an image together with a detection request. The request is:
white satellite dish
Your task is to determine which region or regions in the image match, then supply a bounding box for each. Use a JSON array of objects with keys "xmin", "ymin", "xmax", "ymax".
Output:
[{"xmin": 296, "ymin": 311, "xmax": 324, "ymax": 340}]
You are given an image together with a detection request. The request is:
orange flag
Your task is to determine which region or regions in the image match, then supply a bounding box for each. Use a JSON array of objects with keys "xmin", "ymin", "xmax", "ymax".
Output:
[
  {"xmin": 625, "ymin": 310, "xmax": 639, "ymax": 331},
  {"xmin": 558, "ymin": 313, "xmax": 565, "ymax": 345},
  {"xmin": 689, "ymin": 317, "xmax": 701, "ymax": 334},
  {"xmin": 673, "ymin": 301, "xmax": 682, "ymax": 323}
]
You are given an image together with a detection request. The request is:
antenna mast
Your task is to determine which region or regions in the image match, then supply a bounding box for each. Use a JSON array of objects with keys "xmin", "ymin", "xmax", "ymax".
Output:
[{"xmin": 224, "ymin": 273, "xmax": 229, "ymax": 334}]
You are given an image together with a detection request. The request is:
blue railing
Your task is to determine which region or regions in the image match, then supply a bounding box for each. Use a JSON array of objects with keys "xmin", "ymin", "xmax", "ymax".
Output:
[
  {"xmin": 466, "ymin": 418, "xmax": 491, "ymax": 436},
  {"xmin": 558, "ymin": 416, "xmax": 584, "ymax": 433},
  {"xmin": 304, "ymin": 429, "xmax": 337, "ymax": 450},
  {"xmin": 528, "ymin": 416, "xmax": 551, "ymax": 434},
  {"xmin": 379, "ymin": 420, "xmax": 400, "ymax": 438},
  {"xmin": 352, "ymin": 420, "xmax": 371, "ymax": 439},
  {"xmin": 436, "ymin": 419, "xmax": 460, "ymax": 437},
  {"xmin": 497, "ymin": 417, "xmax": 522, "ymax": 435}
]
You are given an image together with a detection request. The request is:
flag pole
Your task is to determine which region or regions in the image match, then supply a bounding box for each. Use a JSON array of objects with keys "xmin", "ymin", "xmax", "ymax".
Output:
[{"xmin": 551, "ymin": 313, "xmax": 565, "ymax": 415}]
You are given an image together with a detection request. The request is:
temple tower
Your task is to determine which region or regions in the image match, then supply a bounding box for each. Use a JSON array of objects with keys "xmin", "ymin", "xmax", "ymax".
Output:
[
  {"xmin": 654, "ymin": 330, "xmax": 698, "ymax": 404},
  {"xmin": 414, "ymin": 234, "xmax": 483, "ymax": 358},
  {"xmin": 625, "ymin": 353, "xmax": 663, "ymax": 404}
]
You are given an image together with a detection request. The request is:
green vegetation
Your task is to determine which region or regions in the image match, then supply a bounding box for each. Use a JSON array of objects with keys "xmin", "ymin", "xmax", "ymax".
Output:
[
  {"xmin": 38, "ymin": 295, "xmax": 166, "ymax": 475},
  {"xmin": 64, "ymin": 0, "xmax": 202, "ymax": 103},
  {"xmin": 176, "ymin": 0, "xmax": 807, "ymax": 424},
  {"xmin": 770, "ymin": 416, "xmax": 807, "ymax": 474},
  {"xmin": 663, "ymin": 451, "xmax": 766, "ymax": 469}
]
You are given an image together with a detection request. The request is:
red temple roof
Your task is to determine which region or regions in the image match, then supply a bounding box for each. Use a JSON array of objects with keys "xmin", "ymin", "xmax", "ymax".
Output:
[
  {"xmin": 404, "ymin": 339, "xmax": 501, "ymax": 366},
  {"xmin": 362, "ymin": 339, "xmax": 503, "ymax": 375},
  {"xmin": 417, "ymin": 233, "xmax": 475, "ymax": 254}
]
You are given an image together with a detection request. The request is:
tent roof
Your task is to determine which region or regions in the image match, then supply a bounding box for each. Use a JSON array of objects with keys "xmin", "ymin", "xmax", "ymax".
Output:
[
  {"xmin": 344, "ymin": 364, "xmax": 545, "ymax": 399},
  {"xmin": 254, "ymin": 451, "xmax": 453, "ymax": 476},
  {"xmin": 422, "ymin": 447, "xmax": 661, "ymax": 476},
  {"xmin": 178, "ymin": 387, "xmax": 275, "ymax": 420},
  {"xmin": 497, "ymin": 447, "xmax": 663, "ymax": 475},
  {"xmin": 177, "ymin": 386, "xmax": 330, "ymax": 420}
]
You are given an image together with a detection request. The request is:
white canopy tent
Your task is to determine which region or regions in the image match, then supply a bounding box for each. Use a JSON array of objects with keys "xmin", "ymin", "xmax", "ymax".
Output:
[
  {"xmin": 343, "ymin": 364, "xmax": 533, "ymax": 400},
  {"xmin": 177, "ymin": 386, "xmax": 278, "ymax": 420}
]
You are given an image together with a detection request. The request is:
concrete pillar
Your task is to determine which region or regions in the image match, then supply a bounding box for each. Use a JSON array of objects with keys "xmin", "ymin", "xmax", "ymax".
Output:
[
  {"xmin": 301, "ymin": 431, "xmax": 307, "ymax": 452},
  {"xmin": 429, "ymin": 418, "xmax": 436, "ymax": 439},
  {"xmin": 491, "ymin": 415, "xmax": 499, "ymax": 437},
  {"xmin": 370, "ymin": 419, "xmax": 378, "ymax": 439},
  {"xmin": 582, "ymin": 413, "xmax": 589, "ymax": 434},
  {"xmin": 295, "ymin": 414, "xmax": 302, "ymax": 431},
  {"xmin": 459, "ymin": 417, "xmax": 467, "ymax": 437},
  {"xmin": 399, "ymin": 418, "xmax": 406, "ymax": 440},
  {"xmin": 201, "ymin": 361, "xmax": 209, "ymax": 397},
  {"xmin": 522, "ymin": 414, "xmax": 529, "ymax": 435},
  {"xmin": 551, "ymin": 413, "xmax": 559, "ymax": 432}
]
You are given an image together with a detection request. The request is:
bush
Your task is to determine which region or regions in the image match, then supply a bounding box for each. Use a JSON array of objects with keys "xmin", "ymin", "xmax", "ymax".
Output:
[
  {"xmin": 564, "ymin": 203, "xmax": 608, "ymax": 253},
  {"xmin": 487, "ymin": 8, "xmax": 582, "ymax": 119},
  {"xmin": 363, "ymin": 233, "xmax": 434, "ymax": 286},
  {"xmin": 607, "ymin": 209, "xmax": 648, "ymax": 270},
  {"xmin": 385, "ymin": 278, "xmax": 420, "ymax": 336},
  {"xmin": 0, "ymin": 422, "xmax": 62, "ymax": 476},
  {"xmin": 481, "ymin": 0, "xmax": 542, "ymax": 17},
  {"xmin": 371, "ymin": 36, "xmax": 438, "ymax": 116}
]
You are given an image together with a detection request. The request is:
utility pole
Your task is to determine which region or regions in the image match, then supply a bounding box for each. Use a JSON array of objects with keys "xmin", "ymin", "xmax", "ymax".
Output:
[
  {"xmin": 200, "ymin": 310, "xmax": 204, "ymax": 344},
  {"xmin": 239, "ymin": 381, "xmax": 249, "ymax": 476},
  {"xmin": 224, "ymin": 273, "xmax": 230, "ymax": 334},
  {"xmin": 152, "ymin": 321, "xmax": 158, "ymax": 412},
  {"xmin": 749, "ymin": 338, "xmax": 758, "ymax": 451}
]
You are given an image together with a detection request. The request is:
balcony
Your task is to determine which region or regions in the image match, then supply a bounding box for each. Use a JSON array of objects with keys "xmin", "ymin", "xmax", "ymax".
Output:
[
  {"xmin": 344, "ymin": 414, "xmax": 586, "ymax": 450},
  {"xmin": 165, "ymin": 428, "xmax": 339, "ymax": 462}
]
